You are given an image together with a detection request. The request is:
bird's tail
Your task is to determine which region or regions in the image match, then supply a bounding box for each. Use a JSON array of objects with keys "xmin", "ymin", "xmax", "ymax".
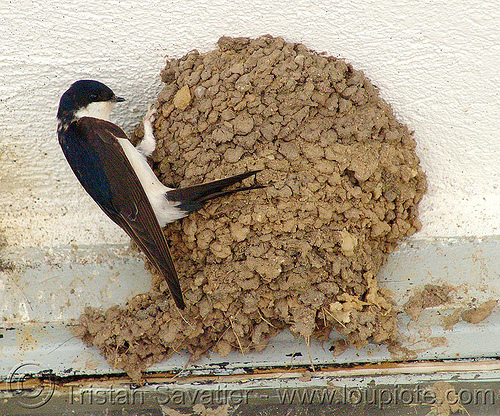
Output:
[{"xmin": 165, "ymin": 170, "xmax": 264, "ymax": 214}]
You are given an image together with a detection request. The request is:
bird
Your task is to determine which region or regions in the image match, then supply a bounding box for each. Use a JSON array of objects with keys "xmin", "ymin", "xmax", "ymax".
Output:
[{"xmin": 57, "ymin": 80, "xmax": 263, "ymax": 309}]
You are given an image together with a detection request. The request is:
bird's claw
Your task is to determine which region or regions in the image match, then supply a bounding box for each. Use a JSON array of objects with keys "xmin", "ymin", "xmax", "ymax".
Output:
[{"xmin": 144, "ymin": 104, "xmax": 157, "ymax": 125}]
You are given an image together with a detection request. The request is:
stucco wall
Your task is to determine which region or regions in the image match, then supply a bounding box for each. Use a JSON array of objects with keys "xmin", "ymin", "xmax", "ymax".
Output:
[{"xmin": 1, "ymin": 0, "xmax": 499, "ymax": 249}]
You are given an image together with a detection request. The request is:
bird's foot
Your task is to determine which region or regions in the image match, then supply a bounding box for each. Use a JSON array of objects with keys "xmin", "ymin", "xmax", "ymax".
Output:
[
  {"xmin": 143, "ymin": 103, "xmax": 157, "ymax": 126},
  {"xmin": 137, "ymin": 104, "xmax": 158, "ymax": 157}
]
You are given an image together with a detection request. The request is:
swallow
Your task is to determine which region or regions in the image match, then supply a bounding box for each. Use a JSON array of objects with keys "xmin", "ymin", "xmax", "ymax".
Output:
[{"xmin": 57, "ymin": 80, "xmax": 263, "ymax": 309}]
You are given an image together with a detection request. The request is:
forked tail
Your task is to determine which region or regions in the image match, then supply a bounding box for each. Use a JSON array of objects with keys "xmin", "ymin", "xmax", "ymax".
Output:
[{"xmin": 166, "ymin": 170, "xmax": 264, "ymax": 214}]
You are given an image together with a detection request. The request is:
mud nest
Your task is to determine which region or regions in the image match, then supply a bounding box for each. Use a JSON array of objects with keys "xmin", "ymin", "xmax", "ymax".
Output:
[{"xmin": 74, "ymin": 35, "xmax": 427, "ymax": 379}]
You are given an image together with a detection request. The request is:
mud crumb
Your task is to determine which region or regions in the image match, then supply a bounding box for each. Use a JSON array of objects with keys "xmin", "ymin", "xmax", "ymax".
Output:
[
  {"xmin": 75, "ymin": 35, "xmax": 427, "ymax": 378},
  {"xmin": 331, "ymin": 339, "xmax": 349, "ymax": 356},
  {"xmin": 441, "ymin": 309, "xmax": 462, "ymax": 331},
  {"xmin": 299, "ymin": 370, "xmax": 313, "ymax": 382},
  {"xmin": 387, "ymin": 341, "xmax": 418, "ymax": 361},
  {"xmin": 404, "ymin": 284, "xmax": 452, "ymax": 321},
  {"xmin": 0, "ymin": 258, "xmax": 16, "ymax": 272},
  {"xmin": 461, "ymin": 299, "xmax": 498, "ymax": 324},
  {"xmin": 430, "ymin": 381, "xmax": 466, "ymax": 416}
]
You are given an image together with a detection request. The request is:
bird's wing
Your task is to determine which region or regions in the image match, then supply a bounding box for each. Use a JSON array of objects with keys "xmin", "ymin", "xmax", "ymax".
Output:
[{"xmin": 76, "ymin": 117, "xmax": 185, "ymax": 309}]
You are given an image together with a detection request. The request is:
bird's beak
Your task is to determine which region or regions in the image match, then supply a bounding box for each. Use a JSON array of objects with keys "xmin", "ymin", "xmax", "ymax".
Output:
[{"xmin": 113, "ymin": 96, "xmax": 126, "ymax": 103}]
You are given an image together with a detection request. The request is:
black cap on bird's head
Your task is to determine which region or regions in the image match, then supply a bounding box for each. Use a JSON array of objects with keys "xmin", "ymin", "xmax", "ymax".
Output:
[{"xmin": 57, "ymin": 80, "xmax": 125, "ymax": 122}]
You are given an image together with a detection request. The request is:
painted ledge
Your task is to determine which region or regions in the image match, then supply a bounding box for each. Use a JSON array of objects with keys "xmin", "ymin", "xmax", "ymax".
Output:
[{"xmin": 0, "ymin": 237, "xmax": 499, "ymax": 379}]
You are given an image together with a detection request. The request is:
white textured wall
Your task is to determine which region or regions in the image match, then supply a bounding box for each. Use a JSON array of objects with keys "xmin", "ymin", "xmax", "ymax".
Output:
[{"xmin": 1, "ymin": 0, "xmax": 499, "ymax": 248}]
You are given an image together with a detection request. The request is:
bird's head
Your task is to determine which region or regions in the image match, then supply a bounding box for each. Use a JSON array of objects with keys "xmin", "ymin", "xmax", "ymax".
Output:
[{"xmin": 57, "ymin": 80, "xmax": 125, "ymax": 123}]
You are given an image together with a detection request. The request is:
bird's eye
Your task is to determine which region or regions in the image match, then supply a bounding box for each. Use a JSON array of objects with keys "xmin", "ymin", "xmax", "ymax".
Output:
[{"xmin": 89, "ymin": 92, "xmax": 99, "ymax": 101}]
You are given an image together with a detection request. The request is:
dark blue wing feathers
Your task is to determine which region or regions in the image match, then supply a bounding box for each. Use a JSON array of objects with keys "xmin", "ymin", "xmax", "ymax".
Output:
[
  {"xmin": 58, "ymin": 117, "xmax": 186, "ymax": 309},
  {"xmin": 59, "ymin": 126, "xmax": 115, "ymax": 214}
]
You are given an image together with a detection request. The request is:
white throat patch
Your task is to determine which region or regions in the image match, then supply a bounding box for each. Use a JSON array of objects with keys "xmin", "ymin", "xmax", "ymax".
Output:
[{"xmin": 75, "ymin": 101, "xmax": 115, "ymax": 121}]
